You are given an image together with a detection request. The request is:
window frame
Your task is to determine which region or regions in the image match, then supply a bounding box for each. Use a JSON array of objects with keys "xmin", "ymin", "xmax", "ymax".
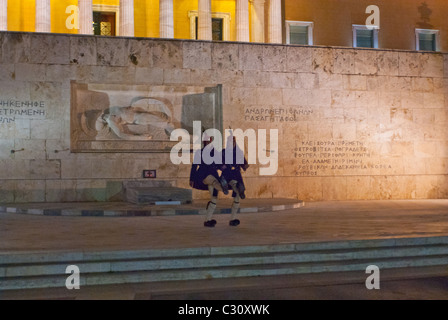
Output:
[
  {"xmin": 285, "ymin": 20, "xmax": 314, "ymax": 45},
  {"xmin": 188, "ymin": 11, "xmax": 231, "ymax": 41},
  {"xmin": 352, "ymin": 24, "xmax": 379, "ymax": 49},
  {"xmin": 415, "ymin": 28, "xmax": 440, "ymax": 52},
  {"xmin": 92, "ymin": 4, "xmax": 120, "ymax": 36}
]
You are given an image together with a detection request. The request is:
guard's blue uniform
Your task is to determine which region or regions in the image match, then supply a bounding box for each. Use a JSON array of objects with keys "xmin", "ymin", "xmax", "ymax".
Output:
[
  {"xmin": 222, "ymin": 146, "xmax": 247, "ymax": 197},
  {"xmin": 189, "ymin": 147, "xmax": 222, "ymax": 196}
]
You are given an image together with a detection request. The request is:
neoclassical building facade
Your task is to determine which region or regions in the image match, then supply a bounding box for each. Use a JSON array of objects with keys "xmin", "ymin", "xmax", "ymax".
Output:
[
  {"xmin": 1, "ymin": 0, "xmax": 447, "ymax": 51},
  {"xmin": 0, "ymin": 0, "xmax": 282, "ymax": 43}
]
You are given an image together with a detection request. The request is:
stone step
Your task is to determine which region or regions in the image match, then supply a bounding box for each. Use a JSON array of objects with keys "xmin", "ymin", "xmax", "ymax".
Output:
[
  {"xmin": 1, "ymin": 236, "xmax": 448, "ymax": 291},
  {"xmin": 3, "ymin": 244, "xmax": 448, "ymax": 278},
  {"xmin": 4, "ymin": 236, "xmax": 447, "ymax": 265},
  {"xmin": 72, "ymin": 255, "xmax": 448, "ymax": 286},
  {"xmin": 138, "ymin": 187, "xmax": 192, "ymax": 204},
  {"xmin": 123, "ymin": 180, "xmax": 192, "ymax": 205},
  {"xmin": 2, "ymin": 254, "xmax": 448, "ymax": 291},
  {"xmin": 126, "ymin": 187, "xmax": 192, "ymax": 205}
]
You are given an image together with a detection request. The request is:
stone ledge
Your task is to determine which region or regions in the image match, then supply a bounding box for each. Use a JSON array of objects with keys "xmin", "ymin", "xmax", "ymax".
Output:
[{"xmin": 0, "ymin": 199, "xmax": 305, "ymax": 217}]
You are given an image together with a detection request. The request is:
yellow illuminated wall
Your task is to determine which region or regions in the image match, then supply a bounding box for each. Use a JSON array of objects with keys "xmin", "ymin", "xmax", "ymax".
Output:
[
  {"xmin": 173, "ymin": 0, "xmax": 236, "ymax": 40},
  {"xmin": 94, "ymin": 0, "xmax": 119, "ymax": 5},
  {"xmin": 174, "ymin": 0, "xmax": 196, "ymax": 39},
  {"xmin": 7, "ymin": 0, "xmax": 119, "ymax": 34},
  {"xmin": 7, "ymin": 0, "xmax": 35, "ymax": 32},
  {"xmin": 213, "ymin": 0, "xmax": 235, "ymax": 40},
  {"xmin": 4, "ymin": 0, "xmax": 236, "ymax": 40},
  {"xmin": 134, "ymin": 0, "xmax": 159, "ymax": 38},
  {"xmin": 52, "ymin": 0, "xmax": 78, "ymax": 34},
  {"xmin": 285, "ymin": 0, "xmax": 448, "ymax": 51}
]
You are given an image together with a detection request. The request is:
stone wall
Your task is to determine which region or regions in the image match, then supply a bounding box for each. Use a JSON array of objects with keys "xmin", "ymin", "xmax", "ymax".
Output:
[{"xmin": 0, "ymin": 31, "xmax": 447, "ymax": 203}]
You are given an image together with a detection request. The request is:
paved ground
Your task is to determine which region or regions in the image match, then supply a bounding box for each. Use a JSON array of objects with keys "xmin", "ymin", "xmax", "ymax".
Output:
[
  {"xmin": 1, "ymin": 199, "xmax": 448, "ymax": 300},
  {"xmin": 1, "ymin": 199, "xmax": 448, "ymax": 252}
]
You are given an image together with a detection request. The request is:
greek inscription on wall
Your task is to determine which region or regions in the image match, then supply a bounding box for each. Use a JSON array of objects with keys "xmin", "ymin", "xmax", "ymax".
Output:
[
  {"xmin": 296, "ymin": 140, "xmax": 392, "ymax": 176},
  {"xmin": 245, "ymin": 107, "xmax": 313, "ymax": 122},
  {"xmin": 0, "ymin": 99, "xmax": 46, "ymax": 124}
]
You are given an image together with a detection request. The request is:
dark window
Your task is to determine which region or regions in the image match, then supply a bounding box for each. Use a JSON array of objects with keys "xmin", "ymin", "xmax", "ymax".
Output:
[
  {"xmin": 195, "ymin": 17, "xmax": 224, "ymax": 40},
  {"xmin": 212, "ymin": 18, "xmax": 223, "ymax": 41},
  {"xmin": 418, "ymin": 32, "xmax": 436, "ymax": 51},
  {"xmin": 356, "ymin": 29, "xmax": 374, "ymax": 48},
  {"xmin": 289, "ymin": 25, "xmax": 309, "ymax": 45},
  {"xmin": 93, "ymin": 11, "xmax": 116, "ymax": 36}
]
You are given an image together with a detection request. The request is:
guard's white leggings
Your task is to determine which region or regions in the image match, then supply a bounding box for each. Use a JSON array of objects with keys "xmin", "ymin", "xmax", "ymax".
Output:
[
  {"xmin": 229, "ymin": 180, "xmax": 241, "ymax": 221},
  {"xmin": 203, "ymin": 175, "xmax": 221, "ymax": 222},
  {"xmin": 203, "ymin": 176, "xmax": 242, "ymax": 222}
]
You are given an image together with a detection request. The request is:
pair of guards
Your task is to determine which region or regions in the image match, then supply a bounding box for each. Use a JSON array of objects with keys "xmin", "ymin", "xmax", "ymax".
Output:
[{"xmin": 189, "ymin": 137, "xmax": 248, "ymax": 227}]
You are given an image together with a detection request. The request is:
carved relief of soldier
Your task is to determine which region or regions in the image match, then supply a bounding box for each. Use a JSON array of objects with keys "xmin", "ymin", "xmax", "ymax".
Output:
[{"xmin": 93, "ymin": 97, "xmax": 175, "ymax": 141}]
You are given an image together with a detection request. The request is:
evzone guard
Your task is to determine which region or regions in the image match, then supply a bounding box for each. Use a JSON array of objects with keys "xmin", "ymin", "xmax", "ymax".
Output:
[
  {"xmin": 189, "ymin": 133, "xmax": 248, "ymax": 227},
  {"xmin": 189, "ymin": 133, "xmax": 229, "ymax": 227},
  {"xmin": 221, "ymin": 135, "xmax": 249, "ymax": 226}
]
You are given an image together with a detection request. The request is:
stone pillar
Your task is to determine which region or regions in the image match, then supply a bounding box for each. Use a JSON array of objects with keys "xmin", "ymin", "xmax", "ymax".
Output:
[
  {"xmin": 268, "ymin": 0, "xmax": 282, "ymax": 43},
  {"xmin": 159, "ymin": 0, "xmax": 174, "ymax": 38},
  {"xmin": 236, "ymin": 0, "xmax": 249, "ymax": 42},
  {"xmin": 198, "ymin": 0, "xmax": 212, "ymax": 40},
  {"xmin": 0, "ymin": 0, "xmax": 7, "ymax": 31},
  {"xmin": 250, "ymin": 0, "xmax": 265, "ymax": 43},
  {"xmin": 35, "ymin": 0, "xmax": 51, "ymax": 33},
  {"xmin": 120, "ymin": 0, "xmax": 134, "ymax": 37},
  {"xmin": 79, "ymin": 0, "xmax": 93, "ymax": 35}
]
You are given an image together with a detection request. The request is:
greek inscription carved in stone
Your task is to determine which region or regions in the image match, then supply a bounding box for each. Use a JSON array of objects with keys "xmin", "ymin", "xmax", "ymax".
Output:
[
  {"xmin": 245, "ymin": 107, "xmax": 313, "ymax": 122},
  {"xmin": 0, "ymin": 99, "xmax": 46, "ymax": 124},
  {"xmin": 296, "ymin": 140, "xmax": 392, "ymax": 176}
]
